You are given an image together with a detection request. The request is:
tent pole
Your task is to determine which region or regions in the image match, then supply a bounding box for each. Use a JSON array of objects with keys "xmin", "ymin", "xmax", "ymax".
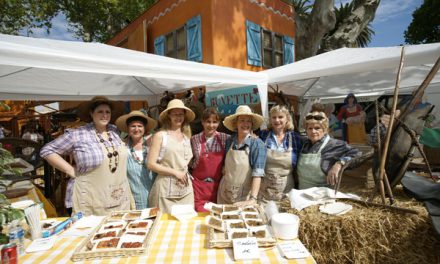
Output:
[{"xmin": 378, "ymin": 47, "xmax": 405, "ymax": 204}]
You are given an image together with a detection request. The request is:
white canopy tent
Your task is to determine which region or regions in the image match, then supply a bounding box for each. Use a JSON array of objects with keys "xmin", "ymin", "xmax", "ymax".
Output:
[
  {"xmin": 263, "ymin": 43, "xmax": 440, "ymax": 102},
  {"xmin": 0, "ymin": 34, "xmax": 268, "ymax": 115}
]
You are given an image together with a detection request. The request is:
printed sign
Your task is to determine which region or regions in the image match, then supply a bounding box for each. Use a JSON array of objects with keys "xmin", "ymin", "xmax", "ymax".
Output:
[{"xmin": 205, "ymin": 85, "xmax": 261, "ymax": 116}]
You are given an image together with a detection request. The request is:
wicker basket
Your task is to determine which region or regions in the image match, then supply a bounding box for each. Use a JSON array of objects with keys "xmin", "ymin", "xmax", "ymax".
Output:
[
  {"xmin": 207, "ymin": 205, "xmax": 276, "ymax": 248},
  {"xmin": 71, "ymin": 209, "xmax": 161, "ymax": 261}
]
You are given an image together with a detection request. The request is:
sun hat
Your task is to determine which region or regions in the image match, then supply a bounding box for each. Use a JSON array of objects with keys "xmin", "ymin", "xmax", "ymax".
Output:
[
  {"xmin": 115, "ymin": 110, "xmax": 157, "ymax": 133},
  {"xmin": 158, "ymin": 99, "xmax": 195, "ymax": 123},
  {"xmin": 223, "ymin": 105, "xmax": 264, "ymax": 131},
  {"xmin": 77, "ymin": 96, "xmax": 124, "ymax": 123}
]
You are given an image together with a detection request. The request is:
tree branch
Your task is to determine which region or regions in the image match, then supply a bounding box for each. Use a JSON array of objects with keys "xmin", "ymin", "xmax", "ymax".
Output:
[
  {"xmin": 322, "ymin": 0, "xmax": 380, "ymax": 51},
  {"xmin": 295, "ymin": 0, "xmax": 336, "ymax": 61}
]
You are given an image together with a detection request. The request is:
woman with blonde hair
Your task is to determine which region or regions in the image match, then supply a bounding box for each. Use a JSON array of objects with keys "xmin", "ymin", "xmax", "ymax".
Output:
[
  {"xmin": 147, "ymin": 99, "xmax": 195, "ymax": 213},
  {"xmin": 297, "ymin": 111, "xmax": 360, "ymax": 189},
  {"xmin": 258, "ymin": 105, "xmax": 302, "ymax": 201}
]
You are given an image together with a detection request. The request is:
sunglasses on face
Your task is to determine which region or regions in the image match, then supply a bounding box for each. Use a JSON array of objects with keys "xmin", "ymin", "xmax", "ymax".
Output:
[{"xmin": 305, "ymin": 114, "xmax": 326, "ymax": 121}]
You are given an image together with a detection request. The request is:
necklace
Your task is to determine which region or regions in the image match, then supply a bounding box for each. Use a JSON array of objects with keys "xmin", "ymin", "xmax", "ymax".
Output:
[
  {"xmin": 129, "ymin": 137, "xmax": 147, "ymax": 165},
  {"xmin": 95, "ymin": 129, "xmax": 119, "ymax": 173}
]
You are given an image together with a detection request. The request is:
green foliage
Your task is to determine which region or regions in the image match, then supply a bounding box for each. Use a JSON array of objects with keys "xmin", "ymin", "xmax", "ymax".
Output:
[
  {"xmin": 0, "ymin": 143, "xmax": 20, "ymax": 176},
  {"xmin": 0, "ymin": 193, "xmax": 25, "ymax": 241},
  {"xmin": 290, "ymin": 0, "xmax": 312, "ymax": 18},
  {"xmin": 0, "ymin": 0, "xmax": 59, "ymax": 35},
  {"xmin": 0, "ymin": 0, "xmax": 156, "ymax": 42},
  {"xmin": 331, "ymin": 1, "xmax": 374, "ymax": 48},
  {"xmin": 53, "ymin": 0, "xmax": 157, "ymax": 42},
  {"xmin": 404, "ymin": 0, "xmax": 440, "ymax": 44}
]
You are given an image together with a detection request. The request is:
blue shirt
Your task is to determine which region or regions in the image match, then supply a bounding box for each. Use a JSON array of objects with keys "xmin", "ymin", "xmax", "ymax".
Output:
[
  {"xmin": 259, "ymin": 130, "xmax": 302, "ymax": 169},
  {"xmin": 225, "ymin": 134, "xmax": 267, "ymax": 177}
]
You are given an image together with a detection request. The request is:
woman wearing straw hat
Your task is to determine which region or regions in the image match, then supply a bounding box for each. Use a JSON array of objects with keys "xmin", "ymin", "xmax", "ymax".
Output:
[
  {"xmin": 40, "ymin": 96, "xmax": 131, "ymax": 216},
  {"xmin": 147, "ymin": 99, "xmax": 195, "ymax": 213},
  {"xmin": 258, "ymin": 105, "xmax": 302, "ymax": 202},
  {"xmin": 116, "ymin": 110, "xmax": 157, "ymax": 210},
  {"xmin": 190, "ymin": 108, "xmax": 230, "ymax": 212},
  {"xmin": 218, "ymin": 105, "xmax": 267, "ymax": 206},
  {"xmin": 298, "ymin": 111, "xmax": 360, "ymax": 189}
]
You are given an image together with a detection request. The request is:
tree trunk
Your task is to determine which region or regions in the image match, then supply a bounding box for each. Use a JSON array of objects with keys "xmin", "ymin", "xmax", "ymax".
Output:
[
  {"xmin": 322, "ymin": 0, "xmax": 380, "ymax": 52},
  {"xmin": 295, "ymin": 0, "xmax": 336, "ymax": 61}
]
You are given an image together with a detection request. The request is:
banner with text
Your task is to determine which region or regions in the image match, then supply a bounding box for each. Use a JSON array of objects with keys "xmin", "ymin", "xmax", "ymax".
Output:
[{"xmin": 205, "ymin": 85, "xmax": 261, "ymax": 116}]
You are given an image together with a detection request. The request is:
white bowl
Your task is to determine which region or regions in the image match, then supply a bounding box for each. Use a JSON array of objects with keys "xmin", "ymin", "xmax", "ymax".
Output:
[{"xmin": 271, "ymin": 213, "xmax": 299, "ymax": 240}]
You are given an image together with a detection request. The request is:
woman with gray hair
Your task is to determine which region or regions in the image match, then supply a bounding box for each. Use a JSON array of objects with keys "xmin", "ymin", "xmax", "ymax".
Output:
[{"xmin": 297, "ymin": 111, "xmax": 361, "ymax": 189}]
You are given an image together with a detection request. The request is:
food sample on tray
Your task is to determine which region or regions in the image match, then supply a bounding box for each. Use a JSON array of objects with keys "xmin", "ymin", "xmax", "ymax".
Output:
[
  {"xmin": 227, "ymin": 228, "xmax": 249, "ymax": 239},
  {"xmin": 223, "ymin": 205, "xmax": 240, "ymax": 212},
  {"xmin": 245, "ymin": 219, "xmax": 264, "ymax": 227},
  {"xmin": 242, "ymin": 212, "xmax": 259, "ymax": 219},
  {"xmin": 248, "ymin": 226, "xmax": 267, "ymax": 238},
  {"xmin": 127, "ymin": 220, "xmax": 153, "ymax": 230},
  {"xmin": 225, "ymin": 220, "xmax": 246, "ymax": 229},
  {"xmin": 121, "ymin": 242, "xmax": 143, "ymax": 248},
  {"xmin": 94, "ymin": 238, "xmax": 120, "ymax": 250},
  {"xmin": 221, "ymin": 211, "xmax": 240, "ymax": 220},
  {"xmin": 92, "ymin": 230, "xmax": 120, "ymax": 241},
  {"xmin": 109, "ymin": 212, "xmax": 125, "ymax": 221},
  {"xmin": 99, "ymin": 220, "xmax": 127, "ymax": 232},
  {"xmin": 205, "ymin": 215, "xmax": 224, "ymax": 231},
  {"xmin": 242, "ymin": 206, "xmax": 258, "ymax": 213},
  {"xmin": 123, "ymin": 211, "xmax": 142, "ymax": 221},
  {"xmin": 140, "ymin": 207, "xmax": 159, "ymax": 219},
  {"xmin": 125, "ymin": 231, "xmax": 147, "ymax": 236},
  {"xmin": 118, "ymin": 234, "xmax": 145, "ymax": 249}
]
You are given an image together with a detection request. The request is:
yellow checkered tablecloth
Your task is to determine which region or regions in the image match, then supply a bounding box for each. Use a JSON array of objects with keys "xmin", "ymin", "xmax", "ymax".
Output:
[{"xmin": 21, "ymin": 214, "xmax": 316, "ymax": 263}]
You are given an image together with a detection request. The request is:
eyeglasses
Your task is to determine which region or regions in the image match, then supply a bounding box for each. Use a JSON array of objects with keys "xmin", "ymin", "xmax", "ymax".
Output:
[{"xmin": 305, "ymin": 114, "xmax": 326, "ymax": 121}]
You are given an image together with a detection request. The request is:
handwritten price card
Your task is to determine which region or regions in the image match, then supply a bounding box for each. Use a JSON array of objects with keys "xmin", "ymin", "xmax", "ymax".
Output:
[{"xmin": 232, "ymin": 237, "xmax": 259, "ymax": 261}]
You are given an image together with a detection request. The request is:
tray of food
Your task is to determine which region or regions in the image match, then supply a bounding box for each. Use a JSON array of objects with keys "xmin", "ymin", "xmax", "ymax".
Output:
[
  {"xmin": 204, "ymin": 204, "xmax": 276, "ymax": 248},
  {"xmin": 71, "ymin": 207, "xmax": 161, "ymax": 261}
]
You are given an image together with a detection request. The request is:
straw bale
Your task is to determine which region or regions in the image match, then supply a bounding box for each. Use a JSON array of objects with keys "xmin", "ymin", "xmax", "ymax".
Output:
[{"xmin": 279, "ymin": 187, "xmax": 440, "ymax": 264}]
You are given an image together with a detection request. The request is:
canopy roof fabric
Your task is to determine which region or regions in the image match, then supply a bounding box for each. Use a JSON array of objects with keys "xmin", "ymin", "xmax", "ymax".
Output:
[
  {"xmin": 263, "ymin": 44, "xmax": 440, "ymax": 99},
  {"xmin": 0, "ymin": 34, "xmax": 267, "ymax": 102},
  {"xmin": 0, "ymin": 34, "xmax": 439, "ymax": 114}
]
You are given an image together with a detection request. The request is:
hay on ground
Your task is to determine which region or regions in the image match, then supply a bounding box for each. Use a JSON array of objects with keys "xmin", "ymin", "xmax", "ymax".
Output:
[{"xmin": 279, "ymin": 187, "xmax": 440, "ymax": 264}]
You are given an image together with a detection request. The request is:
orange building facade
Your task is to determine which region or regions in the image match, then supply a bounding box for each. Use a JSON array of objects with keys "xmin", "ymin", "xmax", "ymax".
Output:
[{"xmin": 107, "ymin": 0, "xmax": 296, "ymax": 71}]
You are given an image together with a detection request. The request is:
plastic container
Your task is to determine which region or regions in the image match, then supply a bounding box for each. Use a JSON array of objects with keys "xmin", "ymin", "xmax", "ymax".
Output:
[{"xmin": 270, "ymin": 213, "xmax": 299, "ymax": 240}]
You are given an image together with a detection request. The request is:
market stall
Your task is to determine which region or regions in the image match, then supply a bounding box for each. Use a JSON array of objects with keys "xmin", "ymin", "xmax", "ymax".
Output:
[{"xmin": 21, "ymin": 213, "xmax": 316, "ymax": 263}]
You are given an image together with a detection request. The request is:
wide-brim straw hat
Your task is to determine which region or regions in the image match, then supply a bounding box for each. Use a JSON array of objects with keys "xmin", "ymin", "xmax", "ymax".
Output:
[
  {"xmin": 223, "ymin": 105, "xmax": 264, "ymax": 131},
  {"xmin": 159, "ymin": 99, "xmax": 195, "ymax": 123},
  {"xmin": 115, "ymin": 110, "xmax": 157, "ymax": 133},
  {"xmin": 77, "ymin": 96, "xmax": 125, "ymax": 123}
]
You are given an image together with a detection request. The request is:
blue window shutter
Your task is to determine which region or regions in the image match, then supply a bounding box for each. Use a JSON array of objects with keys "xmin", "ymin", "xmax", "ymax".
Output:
[
  {"xmin": 154, "ymin": 35, "xmax": 165, "ymax": 55},
  {"xmin": 283, "ymin": 35, "xmax": 295, "ymax": 64},
  {"xmin": 246, "ymin": 20, "xmax": 262, "ymax": 66},
  {"xmin": 186, "ymin": 15, "xmax": 203, "ymax": 62}
]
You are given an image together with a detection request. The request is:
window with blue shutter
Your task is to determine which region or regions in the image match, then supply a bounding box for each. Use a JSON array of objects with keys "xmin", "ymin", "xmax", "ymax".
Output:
[
  {"xmin": 186, "ymin": 15, "xmax": 203, "ymax": 62},
  {"xmin": 283, "ymin": 36, "xmax": 295, "ymax": 64},
  {"xmin": 154, "ymin": 35, "xmax": 165, "ymax": 55},
  {"xmin": 246, "ymin": 20, "xmax": 262, "ymax": 66}
]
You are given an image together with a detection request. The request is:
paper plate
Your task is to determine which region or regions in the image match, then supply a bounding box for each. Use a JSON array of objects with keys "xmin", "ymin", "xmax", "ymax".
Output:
[{"xmin": 319, "ymin": 202, "xmax": 352, "ymax": 215}]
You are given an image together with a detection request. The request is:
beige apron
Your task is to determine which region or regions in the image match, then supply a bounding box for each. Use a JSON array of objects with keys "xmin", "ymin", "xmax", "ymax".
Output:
[
  {"xmin": 259, "ymin": 135, "xmax": 293, "ymax": 202},
  {"xmin": 217, "ymin": 144, "xmax": 252, "ymax": 204},
  {"xmin": 148, "ymin": 133, "xmax": 194, "ymax": 214},
  {"xmin": 72, "ymin": 143, "xmax": 131, "ymax": 216}
]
